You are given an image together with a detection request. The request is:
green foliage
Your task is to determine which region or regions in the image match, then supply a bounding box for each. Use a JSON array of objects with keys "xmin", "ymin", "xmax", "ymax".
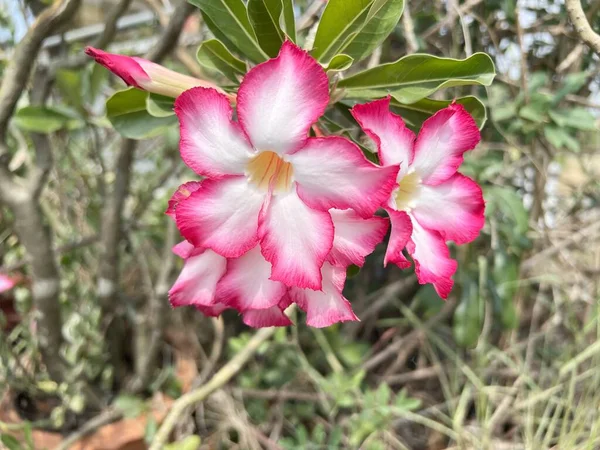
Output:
[
  {"xmin": 189, "ymin": 0, "xmax": 268, "ymax": 63},
  {"xmin": 490, "ymin": 71, "xmax": 596, "ymax": 152},
  {"xmin": 106, "ymin": 88, "xmax": 177, "ymax": 139},
  {"xmin": 248, "ymin": 0, "xmax": 292, "ymax": 57},
  {"xmin": 13, "ymin": 106, "xmax": 81, "ymax": 133},
  {"xmin": 339, "ymin": 52, "xmax": 495, "ymax": 104},
  {"xmin": 196, "ymin": 39, "xmax": 246, "ymax": 82},
  {"xmin": 391, "ymin": 95, "xmax": 487, "ymax": 130},
  {"xmin": 312, "ymin": 0, "xmax": 405, "ymax": 64}
]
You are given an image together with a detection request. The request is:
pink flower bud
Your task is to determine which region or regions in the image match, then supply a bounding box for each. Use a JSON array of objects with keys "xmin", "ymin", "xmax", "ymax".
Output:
[{"xmin": 85, "ymin": 47, "xmax": 232, "ymax": 100}]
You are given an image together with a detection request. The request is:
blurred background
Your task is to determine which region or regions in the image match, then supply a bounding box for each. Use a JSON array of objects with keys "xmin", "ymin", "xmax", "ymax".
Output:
[{"xmin": 0, "ymin": 0, "xmax": 599, "ymax": 448}]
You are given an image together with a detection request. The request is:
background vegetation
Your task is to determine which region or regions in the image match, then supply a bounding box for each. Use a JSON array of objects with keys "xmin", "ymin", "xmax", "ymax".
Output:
[{"xmin": 0, "ymin": 0, "xmax": 599, "ymax": 448}]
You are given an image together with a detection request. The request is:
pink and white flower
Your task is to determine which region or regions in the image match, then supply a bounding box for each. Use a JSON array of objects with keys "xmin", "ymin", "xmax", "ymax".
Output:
[
  {"xmin": 351, "ymin": 97, "xmax": 485, "ymax": 299},
  {"xmin": 0, "ymin": 274, "xmax": 16, "ymax": 294},
  {"xmin": 174, "ymin": 41, "xmax": 398, "ymax": 290},
  {"xmin": 85, "ymin": 47, "xmax": 232, "ymax": 100},
  {"xmin": 168, "ymin": 195, "xmax": 388, "ymax": 328}
]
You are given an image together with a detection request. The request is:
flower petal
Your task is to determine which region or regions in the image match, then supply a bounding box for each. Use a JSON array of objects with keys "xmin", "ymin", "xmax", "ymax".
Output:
[
  {"xmin": 289, "ymin": 137, "xmax": 399, "ymax": 218},
  {"xmin": 412, "ymin": 173, "xmax": 485, "ymax": 244},
  {"xmin": 85, "ymin": 47, "xmax": 149, "ymax": 89},
  {"xmin": 411, "ymin": 103, "xmax": 480, "ymax": 185},
  {"xmin": 166, "ymin": 181, "xmax": 202, "ymax": 219},
  {"xmin": 169, "ymin": 249, "xmax": 227, "ymax": 307},
  {"xmin": 216, "ymin": 246, "xmax": 288, "ymax": 311},
  {"xmin": 406, "ymin": 217, "xmax": 457, "ymax": 299},
  {"xmin": 237, "ymin": 41, "xmax": 329, "ymax": 154},
  {"xmin": 351, "ymin": 97, "xmax": 416, "ymax": 176},
  {"xmin": 172, "ymin": 240, "xmax": 196, "ymax": 259},
  {"xmin": 242, "ymin": 299, "xmax": 293, "ymax": 328},
  {"xmin": 258, "ymin": 188, "xmax": 333, "ymax": 290},
  {"xmin": 327, "ymin": 209, "xmax": 389, "ymax": 267},
  {"xmin": 290, "ymin": 263, "xmax": 358, "ymax": 328},
  {"xmin": 175, "ymin": 87, "xmax": 253, "ymax": 178},
  {"xmin": 176, "ymin": 177, "xmax": 264, "ymax": 258},
  {"xmin": 0, "ymin": 274, "xmax": 16, "ymax": 293},
  {"xmin": 384, "ymin": 209, "xmax": 413, "ymax": 269},
  {"xmin": 196, "ymin": 303, "xmax": 228, "ymax": 317}
]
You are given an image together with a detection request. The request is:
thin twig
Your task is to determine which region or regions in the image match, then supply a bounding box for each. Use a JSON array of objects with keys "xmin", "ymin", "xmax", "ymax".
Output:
[
  {"xmin": 54, "ymin": 409, "xmax": 123, "ymax": 450},
  {"xmin": 149, "ymin": 328, "xmax": 276, "ymax": 450}
]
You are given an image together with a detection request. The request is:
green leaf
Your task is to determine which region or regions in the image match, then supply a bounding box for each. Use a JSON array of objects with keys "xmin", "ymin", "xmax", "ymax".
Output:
[
  {"xmin": 390, "ymin": 96, "xmax": 487, "ymax": 130},
  {"xmin": 56, "ymin": 69, "xmax": 85, "ymax": 113},
  {"xmin": 113, "ymin": 394, "xmax": 147, "ymax": 418},
  {"xmin": 339, "ymin": 53, "xmax": 495, "ymax": 104},
  {"xmin": 453, "ymin": 280, "xmax": 481, "ymax": 348},
  {"xmin": 324, "ymin": 54, "xmax": 354, "ymax": 72},
  {"xmin": 146, "ymin": 93, "xmax": 175, "ymax": 117},
  {"xmin": 248, "ymin": 0, "xmax": 286, "ymax": 57},
  {"xmin": 190, "ymin": 0, "xmax": 268, "ymax": 63},
  {"xmin": 106, "ymin": 88, "xmax": 176, "ymax": 140},
  {"xmin": 281, "ymin": 0, "xmax": 296, "ymax": 41},
  {"xmin": 485, "ymin": 186, "xmax": 528, "ymax": 235},
  {"xmin": 340, "ymin": 0, "xmax": 405, "ymax": 63},
  {"xmin": 164, "ymin": 435, "xmax": 201, "ymax": 450},
  {"xmin": 312, "ymin": 0, "xmax": 404, "ymax": 64},
  {"xmin": 549, "ymin": 108, "xmax": 596, "ymax": 131},
  {"xmin": 14, "ymin": 106, "xmax": 74, "ymax": 133},
  {"xmin": 1, "ymin": 434, "xmax": 23, "ymax": 450},
  {"xmin": 544, "ymin": 126, "xmax": 580, "ymax": 152},
  {"xmin": 196, "ymin": 39, "xmax": 246, "ymax": 82}
]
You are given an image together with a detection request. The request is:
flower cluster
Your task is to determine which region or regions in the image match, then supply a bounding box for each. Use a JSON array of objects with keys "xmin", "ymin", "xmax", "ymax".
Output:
[{"xmin": 87, "ymin": 41, "xmax": 485, "ymax": 328}]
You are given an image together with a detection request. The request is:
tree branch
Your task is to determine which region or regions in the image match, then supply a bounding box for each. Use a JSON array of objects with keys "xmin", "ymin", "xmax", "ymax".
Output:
[
  {"xmin": 566, "ymin": 0, "xmax": 600, "ymax": 55},
  {"xmin": 96, "ymin": 0, "xmax": 196, "ymax": 386},
  {"xmin": 149, "ymin": 328, "xmax": 276, "ymax": 450},
  {"xmin": 0, "ymin": 0, "xmax": 81, "ymax": 144}
]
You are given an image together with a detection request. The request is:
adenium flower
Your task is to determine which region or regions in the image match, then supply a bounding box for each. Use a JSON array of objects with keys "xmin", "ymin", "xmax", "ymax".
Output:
[
  {"xmin": 351, "ymin": 98, "xmax": 485, "ymax": 299},
  {"xmin": 167, "ymin": 182, "xmax": 389, "ymax": 327},
  {"xmin": 0, "ymin": 274, "xmax": 16, "ymax": 293},
  {"xmin": 173, "ymin": 41, "xmax": 397, "ymax": 290},
  {"xmin": 84, "ymin": 47, "xmax": 232, "ymax": 100}
]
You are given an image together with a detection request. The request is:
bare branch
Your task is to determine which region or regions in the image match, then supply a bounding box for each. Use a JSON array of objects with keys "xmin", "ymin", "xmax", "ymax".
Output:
[
  {"xmin": 55, "ymin": 0, "xmax": 134, "ymax": 69},
  {"xmin": 0, "ymin": 0, "xmax": 81, "ymax": 144},
  {"xmin": 566, "ymin": 0, "xmax": 600, "ymax": 55},
  {"xmin": 402, "ymin": 4, "xmax": 419, "ymax": 53}
]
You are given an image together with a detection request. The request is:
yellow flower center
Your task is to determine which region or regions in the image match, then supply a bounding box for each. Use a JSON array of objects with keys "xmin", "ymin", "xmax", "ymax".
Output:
[
  {"xmin": 395, "ymin": 171, "xmax": 421, "ymax": 211},
  {"xmin": 247, "ymin": 151, "xmax": 294, "ymax": 192}
]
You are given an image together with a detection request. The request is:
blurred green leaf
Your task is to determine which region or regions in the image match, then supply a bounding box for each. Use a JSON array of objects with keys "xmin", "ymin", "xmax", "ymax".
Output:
[
  {"xmin": 248, "ymin": 0, "xmax": 286, "ymax": 57},
  {"xmin": 144, "ymin": 417, "xmax": 157, "ymax": 443},
  {"xmin": 549, "ymin": 108, "xmax": 596, "ymax": 131},
  {"xmin": 0, "ymin": 434, "xmax": 22, "ymax": 450},
  {"xmin": 190, "ymin": 0, "xmax": 268, "ymax": 63},
  {"xmin": 196, "ymin": 39, "xmax": 246, "ymax": 82},
  {"xmin": 164, "ymin": 435, "xmax": 201, "ymax": 450},
  {"xmin": 14, "ymin": 106, "xmax": 74, "ymax": 133},
  {"xmin": 339, "ymin": 53, "xmax": 495, "ymax": 103},
  {"xmin": 106, "ymin": 88, "xmax": 176, "ymax": 139},
  {"xmin": 56, "ymin": 69, "xmax": 85, "ymax": 113},
  {"xmin": 312, "ymin": 0, "xmax": 404, "ymax": 64},
  {"xmin": 113, "ymin": 394, "xmax": 146, "ymax": 418},
  {"xmin": 544, "ymin": 126, "xmax": 580, "ymax": 152},
  {"xmin": 485, "ymin": 186, "xmax": 528, "ymax": 235},
  {"xmin": 453, "ymin": 280, "xmax": 481, "ymax": 348}
]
